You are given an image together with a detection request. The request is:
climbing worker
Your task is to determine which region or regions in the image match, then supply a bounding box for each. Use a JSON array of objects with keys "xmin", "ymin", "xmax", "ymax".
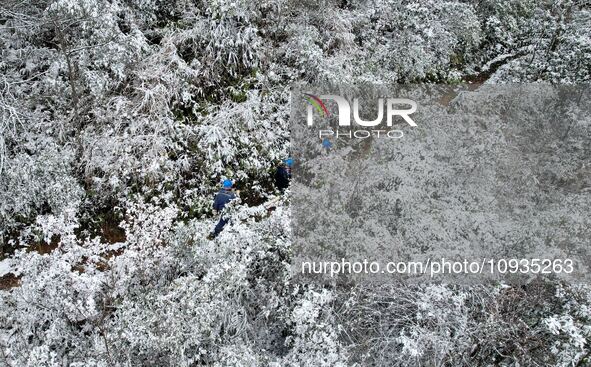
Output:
[
  {"xmin": 275, "ymin": 158, "xmax": 293, "ymax": 192},
  {"xmin": 209, "ymin": 179, "xmax": 237, "ymax": 239}
]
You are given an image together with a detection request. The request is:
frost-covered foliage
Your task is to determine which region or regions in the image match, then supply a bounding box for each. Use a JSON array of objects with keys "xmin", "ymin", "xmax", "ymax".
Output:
[
  {"xmin": 339, "ymin": 282, "xmax": 591, "ymax": 366},
  {"xmin": 0, "ymin": 0, "xmax": 590, "ymax": 365}
]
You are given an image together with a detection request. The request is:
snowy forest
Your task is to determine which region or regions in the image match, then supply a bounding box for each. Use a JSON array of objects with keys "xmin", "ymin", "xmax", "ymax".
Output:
[{"xmin": 0, "ymin": 0, "xmax": 590, "ymax": 366}]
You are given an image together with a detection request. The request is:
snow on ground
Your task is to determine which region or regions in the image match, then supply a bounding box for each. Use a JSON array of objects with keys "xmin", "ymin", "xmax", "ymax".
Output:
[{"xmin": 0, "ymin": 259, "xmax": 13, "ymax": 277}]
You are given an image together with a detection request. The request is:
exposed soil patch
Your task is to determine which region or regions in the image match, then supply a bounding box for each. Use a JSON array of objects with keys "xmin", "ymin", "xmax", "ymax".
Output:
[
  {"xmin": 101, "ymin": 221, "xmax": 126, "ymax": 244},
  {"xmin": 29, "ymin": 234, "xmax": 61, "ymax": 254},
  {"xmin": 0, "ymin": 273, "xmax": 20, "ymax": 290}
]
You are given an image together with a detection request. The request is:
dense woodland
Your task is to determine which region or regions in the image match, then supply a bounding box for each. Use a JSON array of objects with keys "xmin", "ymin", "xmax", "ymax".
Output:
[{"xmin": 0, "ymin": 0, "xmax": 590, "ymax": 365}]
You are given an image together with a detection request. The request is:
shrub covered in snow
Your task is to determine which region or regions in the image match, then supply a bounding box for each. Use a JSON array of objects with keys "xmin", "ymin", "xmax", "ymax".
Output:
[{"xmin": 0, "ymin": 0, "xmax": 589, "ymax": 365}]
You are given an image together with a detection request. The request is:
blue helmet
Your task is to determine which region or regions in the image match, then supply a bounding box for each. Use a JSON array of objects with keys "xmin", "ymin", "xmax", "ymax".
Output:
[
  {"xmin": 284, "ymin": 158, "xmax": 294, "ymax": 167},
  {"xmin": 222, "ymin": 179, "xmax": 233, "ymax": 188}
]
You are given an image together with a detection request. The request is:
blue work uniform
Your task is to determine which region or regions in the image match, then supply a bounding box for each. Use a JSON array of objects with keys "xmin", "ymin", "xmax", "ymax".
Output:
[
  {"xmin": 212, "ymin": 189, "xmax": 236, "ymax": 236},
  {"xmin": 275, "ymin": 165, "xmax": 291, "ymax": 191}
]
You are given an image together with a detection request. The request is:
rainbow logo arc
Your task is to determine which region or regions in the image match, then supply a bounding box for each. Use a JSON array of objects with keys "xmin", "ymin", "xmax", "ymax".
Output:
[{"xmin": 303, "ymin": 93, "xmax": 330, "ymax": 117}]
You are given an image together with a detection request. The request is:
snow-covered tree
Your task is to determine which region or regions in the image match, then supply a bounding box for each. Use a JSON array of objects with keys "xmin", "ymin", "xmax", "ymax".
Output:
[{"xmin": 1, "ymin": 0, "xmax": 589, "ymax": 365}]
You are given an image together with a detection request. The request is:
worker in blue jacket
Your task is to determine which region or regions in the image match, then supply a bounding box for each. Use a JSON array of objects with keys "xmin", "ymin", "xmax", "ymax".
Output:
[
  {"xmin": 275, "ymin": 158, "xmax": 293, "ymax": 192},
  {"xmin": 210, "ymin": 179, "xmax": 236, "ymax": 238}
]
